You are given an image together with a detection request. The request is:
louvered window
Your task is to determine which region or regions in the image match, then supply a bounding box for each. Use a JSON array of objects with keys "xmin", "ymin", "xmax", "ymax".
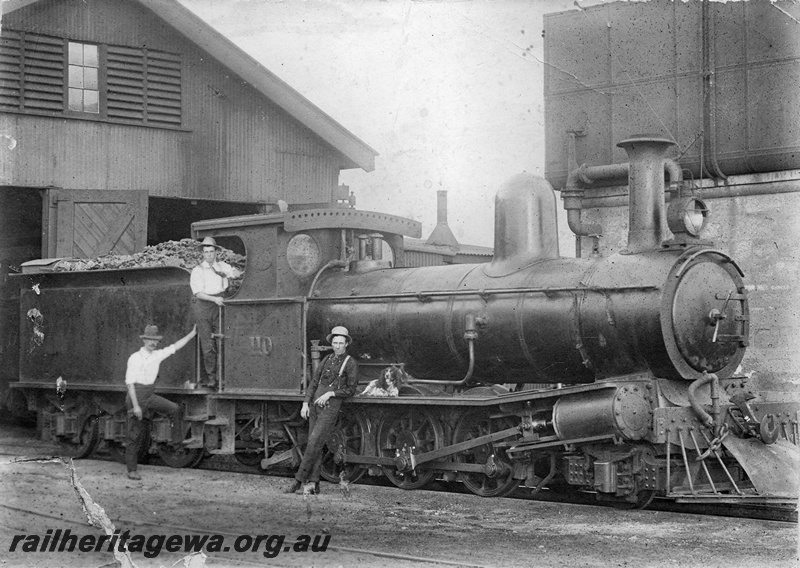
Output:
[
  {"xmin": 0, "ymin": 29, "xmax": 182, "ymax": 127},
  {"xmin": 107, "ymin": 46, "xmax": 182, "ymax": 126},
  {"xmin": 0, "ymin": 31, "xmax": 65, "ymax": 112}
]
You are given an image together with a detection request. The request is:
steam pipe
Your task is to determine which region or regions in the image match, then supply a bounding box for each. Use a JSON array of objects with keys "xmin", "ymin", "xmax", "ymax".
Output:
[
  {"xmin": 565, "ymin": 160, "xmax": 683, "ymax": 197},
  {"xmin": 405, "ymin": 338, "xmax": 476, "ymax": 387},
  {"xmin": 688, "ymin": 372, "xmax": 721, "ymax": 435},
  {"xmin": 563, "ymin": 158, "xmax": 683, "ymax": 254},
  {"xmin": 563, "ymin": 164, "xmax": 609, "ymax": 240},
  {"xmin": 406, "ymin": 314, "xmax": 477, "ymax": 387},
  {"xmin": 575, "ymin": 172, "xmax": 800, "ymax": 209}
]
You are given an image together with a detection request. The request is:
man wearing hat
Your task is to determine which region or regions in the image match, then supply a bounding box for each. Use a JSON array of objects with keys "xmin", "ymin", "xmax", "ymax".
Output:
[
  {"xmin": 285, "ymin": 326, "xmax": 359, "ymax": 495},
  {"xmin": 125, "ymin": 324, "xmax": 197, "ymax": 480},
  {"xmin": 190, "ymin": 236, "xmax": 242, "ymax": 388}
]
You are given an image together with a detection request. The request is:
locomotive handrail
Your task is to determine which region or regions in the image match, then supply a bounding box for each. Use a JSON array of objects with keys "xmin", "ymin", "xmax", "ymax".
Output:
[
  {"xmin": 675, "ymin": 248, "xmax": 745, "ymax": 278},
  {"xmin": 222, "ymin": 297, "xmax": 307, "ymax": 304},
  {"xmin": 306, "ymin": 284, "xmax": 659, "ymax": 302},
  {"xmin": 302, "ymin": 259, "xmax": 349, "ymax": 393}
]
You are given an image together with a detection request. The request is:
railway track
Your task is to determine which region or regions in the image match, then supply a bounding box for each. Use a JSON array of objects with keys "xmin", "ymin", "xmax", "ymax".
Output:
[
  {"xmin": 2, "ymin": 423, "xmax": 796, "ymax": 525},
  {"xmin": 179, "ymin": 449, "xmax": 799, "ymax": 523},
  {"xmin": 142, "ymin": 450, "xmax": 800, "ymax": 524}
]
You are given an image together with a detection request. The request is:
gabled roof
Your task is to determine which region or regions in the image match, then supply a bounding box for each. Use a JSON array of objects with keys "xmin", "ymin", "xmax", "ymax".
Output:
[{"xmin": 2, "ymin": 0, "xmax": 377, "ymax": 172}]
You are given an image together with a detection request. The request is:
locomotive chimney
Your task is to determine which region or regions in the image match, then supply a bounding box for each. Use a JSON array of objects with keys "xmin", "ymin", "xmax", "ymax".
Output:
[
  {"xmin": 617, "ymin": 136, "xmax": 677, "ymax": 254},
  {"xmin": 426, "ymin": 190, "xmax": 459, "ymax": 248},
  {"xmin": 485, "ymin": 173, "xmax": 559, "ymax": 276}
]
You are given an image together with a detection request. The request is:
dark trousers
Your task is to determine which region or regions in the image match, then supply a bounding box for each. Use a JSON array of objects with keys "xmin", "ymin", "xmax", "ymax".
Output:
[
  {"xmin": 295, "ymin": 399, "xmax": 342, "ymax": 484},
  {"xmin": 125, "ymin": 384, "xmax": 182, "ymax": 472},
  {"xmin": 192, "ymin": 297, "xmax": 219, "ymax": 380}
]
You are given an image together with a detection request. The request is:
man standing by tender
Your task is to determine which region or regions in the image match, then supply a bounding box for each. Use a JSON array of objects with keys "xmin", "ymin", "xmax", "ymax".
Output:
[
  {"xmin": 285, "ymin": 326, "xmax": 359, "ymax": 495},
  {"xmin": 125, "ymin": 324, "xmax": 197, "ymax": 480},
  {"xmin": 190, "ymin": 236, "xmax": 242, "ymax": 389}
]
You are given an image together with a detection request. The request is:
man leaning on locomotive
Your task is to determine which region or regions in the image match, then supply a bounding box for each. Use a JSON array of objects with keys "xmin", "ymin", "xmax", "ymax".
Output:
[
  {"xmin": 284, "ymin": 326, "xmax": 359, "ymax": 495},
  {"xmin": 124, "ymin": 323, "xmax": 197, "ymax": 480}
]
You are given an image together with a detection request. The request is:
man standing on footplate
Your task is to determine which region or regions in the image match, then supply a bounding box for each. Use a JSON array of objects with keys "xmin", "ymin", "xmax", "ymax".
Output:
[{"xmin": 125, "ymin": 324, "xmax": 197, "ymax": 480}]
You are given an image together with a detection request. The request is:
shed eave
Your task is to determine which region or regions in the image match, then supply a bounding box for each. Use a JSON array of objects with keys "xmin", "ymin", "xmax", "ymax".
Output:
[{"xmin": 139, "ymin": 0, "xmax": 378, "ymax": 172}]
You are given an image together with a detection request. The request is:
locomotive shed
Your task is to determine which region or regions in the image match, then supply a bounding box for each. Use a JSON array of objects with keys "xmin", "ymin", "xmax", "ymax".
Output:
[{"xmin": 1, "ymin": 421, "xmax": 797, "ymax": 568}]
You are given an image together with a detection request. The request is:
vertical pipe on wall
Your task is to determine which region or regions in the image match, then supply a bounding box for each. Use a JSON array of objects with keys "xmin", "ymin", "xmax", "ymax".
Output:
[{"xmin": 702, "ymin": 0, "xmax": 728, "ymax": 181}]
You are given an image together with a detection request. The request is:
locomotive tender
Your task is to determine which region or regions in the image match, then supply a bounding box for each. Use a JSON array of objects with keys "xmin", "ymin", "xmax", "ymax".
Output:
[{"xmin": 14, "ymin": 136, "xmax": 799, "ymax": 507}]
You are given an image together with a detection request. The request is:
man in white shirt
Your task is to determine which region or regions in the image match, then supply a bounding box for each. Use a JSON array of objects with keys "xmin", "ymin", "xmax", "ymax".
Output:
[
  {"xmin": 189, "ymin": 237, "xmax": 242, "ymax": 388},
  {"xmin": 125, "ymin": 324, "xmax": 197, "ymax": 480}
]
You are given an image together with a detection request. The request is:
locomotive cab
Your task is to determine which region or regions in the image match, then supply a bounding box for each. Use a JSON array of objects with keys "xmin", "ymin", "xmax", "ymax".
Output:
[{"xmin": 191, "ymin": 208, "xmax": 422, "ymax": 392}]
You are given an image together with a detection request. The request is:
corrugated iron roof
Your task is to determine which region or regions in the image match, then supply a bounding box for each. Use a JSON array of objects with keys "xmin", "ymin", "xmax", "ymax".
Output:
[
  {"xmin": 456, "ymin": 243, "xmax": 493, "ymax": 257},
  {"xmin": 404, "ymin": 238, "xmax": 493, "ymax": 257},
  {"xmin": 2, "ymin": 0, "xmax": 378, "ymax": 172}
]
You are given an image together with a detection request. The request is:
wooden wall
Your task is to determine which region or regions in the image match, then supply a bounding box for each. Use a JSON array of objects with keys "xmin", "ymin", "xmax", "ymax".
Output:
[{"xmin": 1, "ymin": 0, "xmax": 344, "ymax": 205}]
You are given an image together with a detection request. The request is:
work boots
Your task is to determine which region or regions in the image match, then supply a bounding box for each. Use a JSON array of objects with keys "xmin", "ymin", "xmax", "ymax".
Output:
[
  {"xmin": 283, "ymin": 480, "xmax": 320, "ymax": 494},
  {"xmin": 283, "ymin": 480, "xmax": 302, "ymax": 494}
]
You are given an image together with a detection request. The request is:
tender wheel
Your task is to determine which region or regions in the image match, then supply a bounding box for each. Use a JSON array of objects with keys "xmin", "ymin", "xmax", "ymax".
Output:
[
  {"xmin": 234, "ymin": 450, "xmax": 264, "ymax": 468},
  {"xmin": 320, "ymin": 410, "xmax": 368, "ymax": 483},
  {"xmin": 158, "ymin": 419, "xmax": 204, "ymax": 468},
  {"xmin": 158, "ymin": 445, "xmax": 204, "ymax": 469},
  {"xmin": 58, "ymin": 415, "xmax": 99, "ymax": 459},
  {"xmin": 377, "ymin": 408, "xmax": 443, "ymax": 490},
  {"xmin": 453, "ymin": 412, "xmax": 519, "ymax": 498}
]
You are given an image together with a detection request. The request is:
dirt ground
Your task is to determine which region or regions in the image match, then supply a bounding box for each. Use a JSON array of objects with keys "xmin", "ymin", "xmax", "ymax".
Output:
[{"xmin": 0, "ymin": 422, "xmax": 797, "ymax": 568}]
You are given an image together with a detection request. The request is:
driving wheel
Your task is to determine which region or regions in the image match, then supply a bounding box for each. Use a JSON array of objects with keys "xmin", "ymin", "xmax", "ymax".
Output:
[
  {"xmin": 320, "ymin": 409, "xmax": 368, "ymax": 483},
  {"xmin": 377, "ymin": 408, "xmax": 443, "ymax": 490},
  {"xmin": 453, "ymin": 411, "xmax": 519, "ymax": 497}
]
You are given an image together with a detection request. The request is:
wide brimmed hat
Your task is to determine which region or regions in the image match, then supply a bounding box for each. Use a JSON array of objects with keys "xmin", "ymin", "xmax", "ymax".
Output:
[
  {"xmin": 326, "ymin": 326, "xmax": 352, "ymax": 344},
  {"xmin": 198, "ymin": 236, "xmax": 221, "ymax": 250},
  {"xmin": 140, "ymin": 324, "xmax": 163, "ymax": 340}
]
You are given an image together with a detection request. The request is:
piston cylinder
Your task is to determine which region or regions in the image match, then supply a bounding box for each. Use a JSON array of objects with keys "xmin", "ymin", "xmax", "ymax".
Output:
[{"xmin": 552, "ymin": 385, "xmax": 653, "ymax": 441}]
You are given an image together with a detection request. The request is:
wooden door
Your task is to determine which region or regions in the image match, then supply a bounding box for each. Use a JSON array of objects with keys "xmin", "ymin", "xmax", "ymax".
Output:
[{"xmin": 43, "ymin": 189, "xmax": 148, "ymax": 258}]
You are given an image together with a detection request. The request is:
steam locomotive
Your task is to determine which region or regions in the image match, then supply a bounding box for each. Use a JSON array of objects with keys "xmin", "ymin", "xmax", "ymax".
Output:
[{"xmin": 13, "ymin": 136, "xmax": 799, "ymax": 508}]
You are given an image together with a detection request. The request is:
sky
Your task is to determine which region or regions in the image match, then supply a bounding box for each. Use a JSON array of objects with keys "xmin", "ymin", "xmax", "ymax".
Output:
[{"xmin": 178, "ymin": 0, "xmax": 585, "ymax": 249}]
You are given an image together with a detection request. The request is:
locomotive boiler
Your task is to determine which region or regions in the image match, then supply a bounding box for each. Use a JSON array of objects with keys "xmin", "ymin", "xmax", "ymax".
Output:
[
  {"xmin": 12, "ymin": 136, "xmax": 799, "ymax": 508},
  {"xmin": 307, "ymin": 138, "xmax": 747, "ymax": 389}
]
